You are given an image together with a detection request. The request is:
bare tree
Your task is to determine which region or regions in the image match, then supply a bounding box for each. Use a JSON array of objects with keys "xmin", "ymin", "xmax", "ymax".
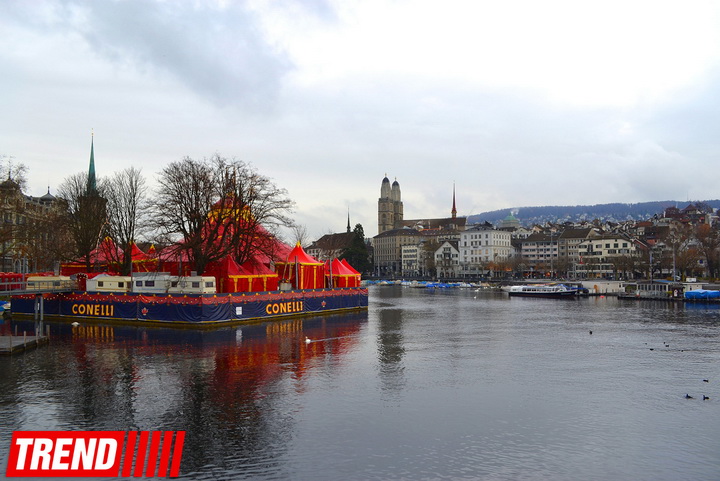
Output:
[
  {"xmin": 153, "ymin": 154, "xmax": 294, "ymax": 275},
  {"xmin": 105, "ymin": 167, "xmax": 148, "ymax": 275},
  {"xmin": 694, "ymin": 224, "xmax": 720, "ymax": 279},
  {"xmin": 659, "ymin": 224, "xmax": 693, "ymax": 280},
  {"xmin": 677, "ymin": 247, "xmax": 702, "ymax": 279},
  {"xmin": 57, "ymin": 172, "xmax": 108, "ymax": 271},
  {"xmin": 21, "ymin": 203, "xmax": 75, "ymax": 272},
  {"xmin": 290, "ymin": 224, "xmax": 309, "ymax": 247},
  {"xmin": 0, "ymin": 156, "xmax": 28, "ymax": 191}
]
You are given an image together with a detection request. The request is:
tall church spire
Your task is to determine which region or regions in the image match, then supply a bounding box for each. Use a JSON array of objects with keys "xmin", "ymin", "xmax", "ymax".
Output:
[
  {"xmin": 451, "ymin": 183, "xmax": 457, "ymax": 219},
  {"xmin": 87, "ymin": 130, "xmax": 97, "ymax": 195},
  {"xmin": 347, "ymin": 208, "xmax": 351, "ymax": 233}
]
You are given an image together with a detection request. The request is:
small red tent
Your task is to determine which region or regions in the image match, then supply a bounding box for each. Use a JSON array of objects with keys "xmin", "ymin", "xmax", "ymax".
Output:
[
  {"xmin": 275, "ymin": 243, "xmax": 325, "ymax": 289},
  {"xmin": 156, "ymin": 247, "xmax": 193, "ymax": 276},
  {"xmin": 341, "ymin": 259, "xmax": 361, "ymax": 275},
  {"xmin": 236, "ymin": 258, "xmax": 279, "ymax": 292},
  {"xmin": 61, "ymin": 238, "xmax": 156, "ymax": 275},
  {"xmin": 204, "ymin": 255, "xmax": 243, "ymax": 293},
  {"xmin": 129, "ymin": 242, "xmax": 156, "ymax": 272},
  {"xmin": 326, "ymin": 258, "xmax": 361, "ymax": 287},
  {"xmin": 205, "ymin": 255, "xmax": 280, "ymax": 293}
]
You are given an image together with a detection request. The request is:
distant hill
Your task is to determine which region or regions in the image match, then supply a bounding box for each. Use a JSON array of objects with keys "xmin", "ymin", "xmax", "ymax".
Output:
[{"xmin": 467, "ymin": 200, "xmax": 720, "ymax": 226}]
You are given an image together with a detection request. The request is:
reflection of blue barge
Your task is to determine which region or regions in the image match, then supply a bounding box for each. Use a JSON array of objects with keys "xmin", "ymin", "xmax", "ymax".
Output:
[{"xmin": 10, "ymin": 288, "xmax": 368, "ymax": 327}]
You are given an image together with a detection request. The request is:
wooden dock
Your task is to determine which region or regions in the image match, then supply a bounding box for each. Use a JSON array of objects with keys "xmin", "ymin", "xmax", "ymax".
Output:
[{"xmin": 0, "ymin": 332, "xmax": 49, "ymax": 355}]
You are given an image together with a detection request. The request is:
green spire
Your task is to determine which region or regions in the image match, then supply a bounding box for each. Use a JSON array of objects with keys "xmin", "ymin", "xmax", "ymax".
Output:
[{"xmin": 87, "ymin": 130, "xmax": 97, "ymax": 195}]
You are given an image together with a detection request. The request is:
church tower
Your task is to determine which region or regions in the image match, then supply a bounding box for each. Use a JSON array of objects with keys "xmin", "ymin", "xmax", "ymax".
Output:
[
  {"xmin": 378, "ymin": 175, "xmax": 403, "ymax": 234},
  {"xmin": 87, "ymin": 131, "xmax": 97, "ymax": 195},
  {"xmin": 451, "ymin": 183, "xmax": 457, "ymax": 219},
  {"xmin": 391, "ymin": 178, "xmax": 403, "ymax": 226}
]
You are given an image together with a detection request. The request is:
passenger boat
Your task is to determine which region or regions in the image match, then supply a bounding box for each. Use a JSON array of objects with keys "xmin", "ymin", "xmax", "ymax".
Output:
[{"xmin": 507, "ymin": 284, "xmax": 580, "ymax": 298}]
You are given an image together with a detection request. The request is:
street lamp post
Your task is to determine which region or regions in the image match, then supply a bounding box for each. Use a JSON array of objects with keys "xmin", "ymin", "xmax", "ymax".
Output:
[
  {"xmin": 549, "ymin": 231, "xmax": 554, "ymax": 279},
  {"xmin": 649, "ymin": 249, "xmax": 654, "ymax": 282}
]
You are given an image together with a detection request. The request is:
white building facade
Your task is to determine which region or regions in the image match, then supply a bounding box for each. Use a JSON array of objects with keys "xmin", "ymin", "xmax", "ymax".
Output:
[
  {"xmin": 401, "ymin": 244, "xmax": 422, "ymax": 277},
  {"xmin": 459, "ymin": 225, "xmax": 514, "ymax": 277},
  {"xmin": 434, "ymin": 241, "xmax": 460, "ymax": 278},
  {"xmin": 576, "ymin": 235, "xmax": 637, "ymax": 279}
]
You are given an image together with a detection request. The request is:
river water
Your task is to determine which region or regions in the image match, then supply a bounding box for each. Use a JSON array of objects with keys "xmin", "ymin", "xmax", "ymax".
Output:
[{"xmin": 1, "ymin": 286, "xmax": 719, "ymax": 480}]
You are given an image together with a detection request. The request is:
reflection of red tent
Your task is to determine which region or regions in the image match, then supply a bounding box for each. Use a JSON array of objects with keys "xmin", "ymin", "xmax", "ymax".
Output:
[
  {"xmin": 275, "ymin": 243, "xmax": 325, "ymax": 289},
  {"xmin": 326, "ymin": 259, "xmax": 361, "ymax": 287}
]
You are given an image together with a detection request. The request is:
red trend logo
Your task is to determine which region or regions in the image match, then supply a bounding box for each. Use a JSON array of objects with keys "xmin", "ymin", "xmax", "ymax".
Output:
[{"xmin": 6, "ymin": 431, "xmax": 185, "ymax": 477}]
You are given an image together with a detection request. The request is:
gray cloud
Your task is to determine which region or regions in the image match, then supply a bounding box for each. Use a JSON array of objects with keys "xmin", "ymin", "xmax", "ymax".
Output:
[
  {"xmin": 3, "ymin": 1, "xmax": 720, "ymax": 238},
  {"xmin": 6, "ymin": 0, "xmax": 294, "ymax": 112}
]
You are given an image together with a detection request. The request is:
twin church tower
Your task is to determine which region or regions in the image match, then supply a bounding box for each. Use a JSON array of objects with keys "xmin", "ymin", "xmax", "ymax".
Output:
[
  {"xmin": 377, "ymin": 175, "xmax": 404, "ymax": 234},
  {"xmin": 378, "ymin": 175, "xmax": 460, "ymax": 235}
]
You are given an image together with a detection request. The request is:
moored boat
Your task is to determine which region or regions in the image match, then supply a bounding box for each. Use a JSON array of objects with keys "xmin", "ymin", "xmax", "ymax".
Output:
[{"xmin": 507, "ymin": 284, "xmax": 579, "ymax": 298}]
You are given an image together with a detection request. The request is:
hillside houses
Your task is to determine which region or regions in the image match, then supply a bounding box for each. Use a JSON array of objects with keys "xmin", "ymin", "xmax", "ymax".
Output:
[
  {"xmin": 309, "ymin": 175, "xmax": 719, "ymax": 280},
  {"xmin": 368, "ymin": 202, "xmax": 719, "ymax": 280}
]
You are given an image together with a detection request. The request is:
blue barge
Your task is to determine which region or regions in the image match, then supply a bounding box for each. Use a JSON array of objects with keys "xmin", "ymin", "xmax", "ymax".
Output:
[{"xmin": 10, "ymin": 287, "xmax": 368, "ymax": 327}]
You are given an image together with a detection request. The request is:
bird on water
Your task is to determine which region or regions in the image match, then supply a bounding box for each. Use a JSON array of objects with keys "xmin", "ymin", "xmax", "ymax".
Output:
[{"xmin": 685, "ymin": 394, "xmax": 694, "ymax": 399}]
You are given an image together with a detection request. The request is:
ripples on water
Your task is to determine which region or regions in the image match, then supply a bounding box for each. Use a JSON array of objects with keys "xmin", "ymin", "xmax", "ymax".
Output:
[{"xmin": 1, "ymin": 287, "xmax": 719, "ymax": 480}]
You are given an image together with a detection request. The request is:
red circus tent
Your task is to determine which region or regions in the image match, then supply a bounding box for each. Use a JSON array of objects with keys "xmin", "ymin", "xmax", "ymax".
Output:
[
  {"xmin": 129, "ymin": 242, "xmax": 156, "ymax": 272},
  {"xmin": 204, "ymin": 255, "xmax": 243, "ymax": 293},
  {"xmin": 156, "ymin": 247, "xmax": 193, "ymax": 276},
  {"xmin": 326, "ymin": 258, "xmax": 361, "ymax": 287},
  {"xmin": 340, "ymin": 258, "xmax": 361, "ymax": 275},
  {"xmin": 236, "ymin": 258, "xmax": 279, "ymax": 292},
  {"xmin": 61, "ymin": 238, "xmax": 156, "ymax": 275},
  {"xmin": 275, "ymin": 243, "xmax": 325, "ymax": 289},
  {"xmin": 205, "ymin": 255, "xmax": 280, "ymax": 293}
]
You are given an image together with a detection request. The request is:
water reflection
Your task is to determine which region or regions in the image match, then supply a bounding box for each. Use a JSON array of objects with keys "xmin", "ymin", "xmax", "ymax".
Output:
[
  {"xmin": 2, "ymin": 290, "xmax": 720, "ymax": 480},
  {"xmin": 0, "ymin": 313, "xmax": 367, "ymax": 477},
  {"xmin": 376, "ymin": 307, "xmax": 406, "ymax": 395}
]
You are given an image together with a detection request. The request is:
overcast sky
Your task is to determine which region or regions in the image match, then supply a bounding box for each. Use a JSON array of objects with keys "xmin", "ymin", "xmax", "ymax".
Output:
[{"xmin": 3, "ymin": 0, "xmax": 720, "ymax": 240}]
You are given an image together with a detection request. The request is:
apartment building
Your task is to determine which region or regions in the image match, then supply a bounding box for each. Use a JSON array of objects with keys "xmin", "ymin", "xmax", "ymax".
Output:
[
  {"xmin": 576, "ymin": 234, "xmax": 637, "ymax": 279},
  {"xmin": 459, "ymin": 224, "xmax": 514, "ymax": 277}
]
